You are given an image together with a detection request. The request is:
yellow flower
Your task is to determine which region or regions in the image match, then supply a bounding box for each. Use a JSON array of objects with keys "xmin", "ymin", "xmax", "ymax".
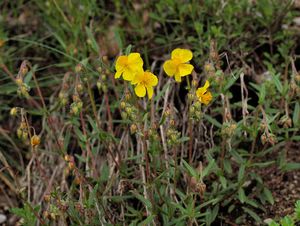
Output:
[
  {"xmin": 196, "ymin": 80, "xmax": 212, "ymax": 105},
  {"xmin": 163, "ymin": 48, "xmax": 194, "ymax": 82},
  {"xmin": 131, "ymin": 71, "xmax": 158, "ymax": 99},
  {"xmin": 115, "ymin": 53, "xmax": 143, "ymax": 81}
]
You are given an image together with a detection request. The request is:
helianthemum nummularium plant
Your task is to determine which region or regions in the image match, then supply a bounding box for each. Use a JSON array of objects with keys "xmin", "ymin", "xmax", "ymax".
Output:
[
  {"xmin": 163, "ymin": 48, "xmax": 194, "ymax": 82},
  {"xmin": 115, "ymin": 53, "xmax": 143, "ymax": 81}
]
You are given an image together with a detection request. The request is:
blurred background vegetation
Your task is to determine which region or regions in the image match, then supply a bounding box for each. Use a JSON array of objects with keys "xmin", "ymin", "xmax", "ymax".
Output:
[{"xmin": 0, "ymin": 0, "xmax": 300, "ymax": 225}]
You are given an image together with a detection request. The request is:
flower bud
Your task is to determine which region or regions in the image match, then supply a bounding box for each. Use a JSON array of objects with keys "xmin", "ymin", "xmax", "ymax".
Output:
[
  {"xmin": 64, "ymin": 154, "xmax": 71, "ymax": 162},
  {"xmin": 31, "ymin": 135, "xmax": 41, "ymax": 147},
  {"xmin": 121, "ymin": 112, "xmax": 128, "ymax": 119},
  {"xmin": 68, "ymin": 161, "xmax": 75, "ymax": 170},
  {"xmin": 17, "ymin": 128, "xmax": 23, "ymax": 138},
  {"xmin": 22, "ymin": 131, "xmax": 28, "ymax": 141},
  {"xmin": 101, "ymin": 74, "xmax": 106, "ymax": 81},
  {"xmin": 97, "ymin": 81, "xmax": 102, "ymax": 90},
  {"xmin": 130, "ymin": 124, "xmax": 138, "ymax": 134},
  {"xmin": 10, "ymin": 107, "xmax": 18, "ymax": 116},
  {"xmin": 21, "ymin": 66, "xmax": 28, "ymax": 76},
  {"xmin": 76, "ymin": 83, "xmax": 83, "ymax": 93},
  {"xmin": 120, "ymin": 101, "xmax": 126, "ymax": 109},
  {"xmin": 15, "ymin": 78, "xmax": 23, "ymax": 86},
  {"xmin": 75, "ymin": 64, "xmax": 82, "ymax": 73}
]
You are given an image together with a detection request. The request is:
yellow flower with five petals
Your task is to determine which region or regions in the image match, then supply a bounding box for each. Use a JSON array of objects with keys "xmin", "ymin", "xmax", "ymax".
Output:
[
  {"xmin": 163, "ymin": 48, "xmax": 194, "ymax": 82},
  {"xmin": 131, "ymin": 70, "xmax": 158, "ymax": 99},
  {"xmin": 196, "ymin": 80, "xmax": 212, "ymax": 105},
  {"xmin": 115, "ymin": 53, "xmax": 143, "ymax": 81}
]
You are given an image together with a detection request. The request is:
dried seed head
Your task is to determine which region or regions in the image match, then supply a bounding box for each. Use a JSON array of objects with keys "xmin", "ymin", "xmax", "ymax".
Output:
[
  {"xmin": 20, "ymin": 66, "xmax": 28, "ymax": 76},
  {"xmin": 68, "ymin": 161, "xmax": 75, "ymax": 170},
  {"xmin": 44, "ymin": 194, "xmax": 51, "ymax": 202},
  {"xmin": 261, "ymin": 133, "xmax": 267, "ymax": 145},
  {"xmin": 43, "ymin": 211, "xmax": 50, "ymax": 219},
  {"xmin": 170, "ymin": 119, "xmax": 176, "ymax": 126}
]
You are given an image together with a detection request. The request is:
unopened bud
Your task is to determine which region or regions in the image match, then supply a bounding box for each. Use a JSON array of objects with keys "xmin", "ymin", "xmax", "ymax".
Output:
[
  {"xmin": 10, "ymin": 107, "xmax": 17, "ymax": 116},
  {"xmin": 130, "ymin": 124, "xmax": 138, "ymax": 134},
  {"xmin": 120, "ymin": 101, "xmax": 126, "ymax": 109},
  {"xmin": 31, "ymin": 135, "xmax": 41, "ymax": 147},
  {"xmin": 75, "ymin": 64, "xmax": 82, "ymax": 73},
  {"xmin": 15, "ymin": 78, "xmax": 23, "ymax": 86}
]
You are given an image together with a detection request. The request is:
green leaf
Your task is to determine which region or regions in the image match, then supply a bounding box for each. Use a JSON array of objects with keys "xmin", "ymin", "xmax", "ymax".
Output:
[
  {"xmin": 203, "ymin": 114, "xmax": 222, "ymax": 128},
  {"xmin": 132, "ymin": 192, "xmax": 152, "ymax": 210},
  {"xmin": 273, "ymin": 73, "xmax": 283, "ymax": 94},
  {"xmin": 238, "ymin": 165, "xmax": 245, "ymax": 182},
  {"xmin": 85, "ymin": 26, "xmax": 100, "ymax": 53},
  {"xmin": 280, "ymin": 216, "xmax": 294, "ymax": 226},
  {"xmin": 295, "ymin": 200, "xmax": 300, "ymax": 220},
  {"xmin": 282, "ymin": 162, "xmax": 300, "ymax": 172},
  {"xmin": 182, "ymin": 159, "xmax": 198, "ymax": 179},
  {"xmin": 238, "ymin": 188, "xmax": 246, "ymax": 203},
  {"xmin": 138, "ymin": 215, "xmax": 155, "ymax": 226},
  {"xmin": 74, "ymin": 127, "xmax": 87, "ymax": 142},
  {"xmin": 242, "ymin": 207, "xmax": 262, "ymax": 223},
  {"xmin": 202, "ymin": 159, "xmax": 216, "ymax": 179},
  {"xmin": 263, "ymin": 187, "xmax": 274, "ymax": 205},
  {"xmin": 293, "ymin": 102, "xmax": 300, "ymax": 127},
  {"xmin": 125, "ymin": 44, "xmax": 132, "ymax": 55}
]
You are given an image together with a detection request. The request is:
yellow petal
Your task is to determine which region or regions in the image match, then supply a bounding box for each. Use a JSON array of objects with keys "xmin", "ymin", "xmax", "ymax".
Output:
[
  {"xmin": 145, "ymin": 72, "xmax": 158, "ymax": 86},
  {"xmin": 135, "ymin": 84, "xmax": 146, "ymax": 97},
  {"xmin": 201, "ymin": 92, "xmax": 212, "ymax": 105},
  {"xmin": 178, "ymin": 63, "xmax": 194, "ymax": 77},
  {"xmin": 115, "ymin": 70, "xmax": 122, "ymax": 79},
  {"xmin": 128, "ymin": 53, "xmax": 143, "ymax": 67},
  {"xmin": 115, "ymin": 56, "xmax": 128, "ymax": 71},
  {"xmin": 146, "ymin": 86, "xmax": 154, "ymax": 99},
  {"xmin": 123, "ymin": 68, "xmax": 135, "ymax": 81},
  {"xmin": 131, "ymin": 70, "xmax": 144, "ymax": 85},
  {"xmin": 171, "ymin": 48, "xmax": 193, "ymax": 63},
  {"xmin": 174, "ymin": 72, "xmax": 182, "ymax": 82},
  {"xmin": 163, "ymin": 60, "xmax": 177, "ymax": 77},
  {"xmin": 196, "ymin": 87, "xmax": 205, "ymax": 98},
  {"xmin": 203, "ymin": 80, "xmax": 210, "ymax": 90}
]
